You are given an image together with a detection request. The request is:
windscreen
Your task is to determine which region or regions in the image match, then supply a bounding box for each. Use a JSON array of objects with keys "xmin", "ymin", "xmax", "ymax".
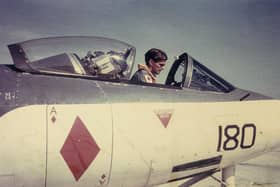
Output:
[{"xmin": 189, "ymin": 59, "xmax": 235, "ymax": 93}]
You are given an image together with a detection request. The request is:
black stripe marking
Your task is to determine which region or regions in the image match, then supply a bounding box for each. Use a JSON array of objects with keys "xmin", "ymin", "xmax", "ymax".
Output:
[
  {"xmin": 168, "ymin": 169, "xmax": 217, "ymax": 183},
  {"xmin": 240, "ymin": 93, "xmax": 250, "ymax": 101},
  {"xmin": 172, "ymin": 155, "xmax": 222, "ymax": 173}
]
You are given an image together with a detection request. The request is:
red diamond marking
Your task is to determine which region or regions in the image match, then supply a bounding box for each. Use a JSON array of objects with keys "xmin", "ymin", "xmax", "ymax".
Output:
[
  {"xmin": 60, "ymin": 116, "xmax": 100, "ymax": 181},
  {"xmin": 51, "ymin": 116, "xmax": 56, "ymax": 123},
  {"xmin": 155, "ymin": 109, "xmax": 173, "ymax": 128},
  {"xmin": 101, "ymin": 174, "xmax": 106, "ymax": 179}
]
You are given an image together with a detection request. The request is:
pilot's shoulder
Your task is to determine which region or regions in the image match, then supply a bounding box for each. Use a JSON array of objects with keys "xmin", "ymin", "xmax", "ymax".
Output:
[
  {"xmin": 132, "ymin": 69, "xmax": 149, "ymax": 79},
  {"xmin": 131, "ymin": 69, "xmax": 154, "ymax": 84}
]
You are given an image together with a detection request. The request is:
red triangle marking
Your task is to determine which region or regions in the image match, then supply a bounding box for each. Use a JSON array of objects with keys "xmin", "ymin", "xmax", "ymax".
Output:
[{"xmin": 155, "ymin": 110, "xmax": 173, "ymax": 128}]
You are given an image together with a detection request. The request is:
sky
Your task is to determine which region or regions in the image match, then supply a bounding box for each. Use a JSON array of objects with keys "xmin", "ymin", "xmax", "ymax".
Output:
[{"xmin": 0, "ymin": 0, "xmax": 280, "ymax": 98}]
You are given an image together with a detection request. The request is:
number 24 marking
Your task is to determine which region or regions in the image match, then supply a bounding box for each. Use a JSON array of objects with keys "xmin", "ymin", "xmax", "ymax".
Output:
[{"xmin": 217, "ymin": 123, "xmax": 256, "ymax": 152}]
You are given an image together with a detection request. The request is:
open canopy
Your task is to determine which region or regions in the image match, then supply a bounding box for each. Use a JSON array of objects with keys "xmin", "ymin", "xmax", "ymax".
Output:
[{"xmin": 8, "ymin": 36, "xmax": 136, "ymax": 80}]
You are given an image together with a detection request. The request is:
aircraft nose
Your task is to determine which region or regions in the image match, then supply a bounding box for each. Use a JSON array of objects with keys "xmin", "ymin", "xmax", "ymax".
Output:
[{"xmin": 259, "ymin": 100, "xmax": 280, "ymax": 151}]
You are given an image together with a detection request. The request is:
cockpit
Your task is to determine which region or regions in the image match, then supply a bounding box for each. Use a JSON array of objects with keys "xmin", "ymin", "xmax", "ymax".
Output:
[{"xmin": 8, "ymin": 36, "xmax": 235, "ymax": 93}]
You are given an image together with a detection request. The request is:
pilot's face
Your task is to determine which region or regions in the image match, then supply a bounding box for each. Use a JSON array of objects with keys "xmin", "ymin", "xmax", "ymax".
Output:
[{"xmin": 150, "ymin": 59, "xmax": 166, "ymax": 75}]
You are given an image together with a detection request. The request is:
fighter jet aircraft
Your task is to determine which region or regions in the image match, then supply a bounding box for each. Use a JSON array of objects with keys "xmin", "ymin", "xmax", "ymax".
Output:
[{"xmin": 0, "ymin": 36, "xmax": 279, "ymax": 187}]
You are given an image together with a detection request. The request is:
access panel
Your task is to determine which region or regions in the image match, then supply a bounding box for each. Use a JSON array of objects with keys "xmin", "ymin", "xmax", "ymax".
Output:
[{"xmin": 46, "ymin": 104, "xmax": 112, "ymax": 187}]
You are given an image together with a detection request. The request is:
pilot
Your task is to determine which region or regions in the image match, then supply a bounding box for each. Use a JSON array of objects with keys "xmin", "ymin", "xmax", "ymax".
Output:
[{"xmin": 130, "ymin": 48, "xmax": 167, "ymax": 84}]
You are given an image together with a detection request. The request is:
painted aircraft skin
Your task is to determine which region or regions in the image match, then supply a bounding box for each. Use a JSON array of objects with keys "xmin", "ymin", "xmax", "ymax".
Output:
[{"xmin": 0, "ymin": 36, "xmax": 279, "ymax": 187}]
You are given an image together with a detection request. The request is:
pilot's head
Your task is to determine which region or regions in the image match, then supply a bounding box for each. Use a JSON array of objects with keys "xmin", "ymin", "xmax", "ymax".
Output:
[{"xmin": 145, "ymin": 48, "xmax": 168, "ymax": 76}]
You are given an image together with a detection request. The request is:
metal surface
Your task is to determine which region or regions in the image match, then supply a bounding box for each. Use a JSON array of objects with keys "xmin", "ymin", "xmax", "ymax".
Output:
[
  {"xmin": 0, "ymin": 36, "xmax": 278, "ymax": 187},
  {"xmin": 0, "ymin": 65, "xmax": 271, "ymax": 117}
]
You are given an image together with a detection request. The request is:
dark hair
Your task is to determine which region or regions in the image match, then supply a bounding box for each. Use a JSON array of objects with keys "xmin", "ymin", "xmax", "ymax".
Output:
[{"xmin": 145, "ymin": 48, "xmax": 168, "ymax": 66}]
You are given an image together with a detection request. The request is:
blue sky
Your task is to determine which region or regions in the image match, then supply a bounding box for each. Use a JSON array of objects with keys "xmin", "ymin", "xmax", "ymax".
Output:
[{"xmin": 0, "ymin": 0, "xmax": 279, "ymax": 98}]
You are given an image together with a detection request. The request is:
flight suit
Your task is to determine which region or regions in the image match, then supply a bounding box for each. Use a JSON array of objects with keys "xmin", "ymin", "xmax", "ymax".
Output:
[{"xmin": 130, "ymin": 64, "xmax": 156, "ymax": 84}]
